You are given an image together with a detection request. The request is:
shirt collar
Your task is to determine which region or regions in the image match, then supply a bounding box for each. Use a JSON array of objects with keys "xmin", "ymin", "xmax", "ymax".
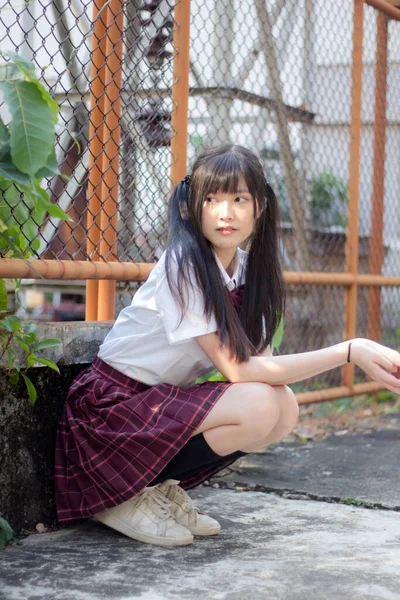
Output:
[{"xmin": 214, "ymin": 249, "xmax": 242, "ymax": 291}]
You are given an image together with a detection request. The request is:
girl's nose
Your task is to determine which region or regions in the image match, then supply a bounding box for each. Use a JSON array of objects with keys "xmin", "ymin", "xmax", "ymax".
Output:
[{"xmin": 219, "ymin": 200, "xmax": 234, "ymax": 220}]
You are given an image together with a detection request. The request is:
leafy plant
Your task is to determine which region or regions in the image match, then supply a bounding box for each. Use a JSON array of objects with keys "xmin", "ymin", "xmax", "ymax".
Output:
[
  {"xmin": 0, "ymin": 512, "xmax": 16, "ymax": 549},
  {"xmin": 0, "ymin": 315, "xmax": 60, "ymax": 404},
  {"xmin": 0, "ymin": 51, "xmax": 70, "ymax": 258},
  {"xmin": 311, "ymin": 172, "xmax": 347, "ymax": 228},
  {"xmin": 196, "ymin": 316, "xmax": 285, "ymax": 384},
  {"xmin": 0, "ymin": 52, "xmax": 67, "ymax": 403}
]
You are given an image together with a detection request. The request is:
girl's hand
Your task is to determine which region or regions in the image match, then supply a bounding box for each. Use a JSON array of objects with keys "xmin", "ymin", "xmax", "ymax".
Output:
[{"xmin": 350, "ymin": 338, "xmax": 400, "ymax": 393}]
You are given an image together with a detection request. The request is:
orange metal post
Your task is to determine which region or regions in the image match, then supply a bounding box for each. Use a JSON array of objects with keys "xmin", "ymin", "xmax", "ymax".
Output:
[
  {"xmin": 367, "ymin": 11, "xmax": 388, "ymax": 341},
  {"xmin": 85, "ymin": 0, "xmax": 108, "ymax": 320},
  {"xmin": 97, "ymin": 0, "xmax": 124, "ymax": 320},
  {"xmin": 343, "ymin": 0, "xmax": 364, "ymax": 386},
  {"xmin": 170, "ymin": 0, "xmax": 191, "ymax": 187}
]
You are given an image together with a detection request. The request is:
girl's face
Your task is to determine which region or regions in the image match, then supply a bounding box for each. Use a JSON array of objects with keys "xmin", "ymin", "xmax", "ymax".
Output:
[{"xmin": 201, "ymin": 178, "xmax": 258, "ymax": 259}]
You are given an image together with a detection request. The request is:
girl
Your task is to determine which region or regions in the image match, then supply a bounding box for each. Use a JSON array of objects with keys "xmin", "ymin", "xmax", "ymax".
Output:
[{"xmin": 55, "ymin": 144, "xmax": 400, "ymax": 547}]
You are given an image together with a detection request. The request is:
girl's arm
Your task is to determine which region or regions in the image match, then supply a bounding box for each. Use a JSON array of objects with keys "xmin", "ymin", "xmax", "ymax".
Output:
[{"xmin": 195, "ymin": 333, "xmax": 400, "ymax": 393}]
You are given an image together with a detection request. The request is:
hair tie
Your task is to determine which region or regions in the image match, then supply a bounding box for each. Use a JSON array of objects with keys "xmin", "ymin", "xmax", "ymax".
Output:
[{"xmin": 182, "ymin": 175, "xmax": 191, "ymax": 185}]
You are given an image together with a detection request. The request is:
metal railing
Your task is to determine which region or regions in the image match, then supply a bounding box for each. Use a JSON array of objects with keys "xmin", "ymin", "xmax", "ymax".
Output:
[{"xmin": 1, "ymin": 0, "xmax": 399, "ymax": 404}]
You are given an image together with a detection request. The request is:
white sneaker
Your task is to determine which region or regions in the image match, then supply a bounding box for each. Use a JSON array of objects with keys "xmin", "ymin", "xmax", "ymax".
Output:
[
  {"xmin": 156, "ymin": 479, "xmax": 221, "ymax": 536},
  {"xmin": 94, "ymin": 486, "xmax": 194, "ymax": 547}
]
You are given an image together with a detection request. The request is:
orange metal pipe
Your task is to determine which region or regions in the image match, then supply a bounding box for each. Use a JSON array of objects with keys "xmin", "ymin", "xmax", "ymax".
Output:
[
  {"xmin": 343, "ymin": 0, "xmax": 364, "ymax": 386},
  {"xmin": 285, "ymin": 272, "xmax": 400, "ymax": 286},
  {"xmin": 170, "ymin": 0, "xmax": 191, "ymax": 187},
  {"xmin": 3, "ymin": 259, "xmax": 400, "ymax": 286},
  {"xmin": 367, "ymin": 11, "xmax": 388, "ymax": 342},
  {"xmin": 296, "ymin": 381, "xmax": 386, "ymax": 405},
  {"xmin": 97, "ymin": 0, "xmax": 124, "ymax": 320},
  {"xmin": 85, "ymin": 0, "xmax": 108, "ymax": 320},
  {"xmin": 364, "ymin": 0, "xmax": 400, "ymax": 20},
  {"xmin": 0, "ymin": 258, "xmax": 154, "ymax": 281}
]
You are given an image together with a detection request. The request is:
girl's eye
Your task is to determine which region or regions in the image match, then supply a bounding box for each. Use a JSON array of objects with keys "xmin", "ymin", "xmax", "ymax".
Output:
[
  {"xmin": 235, "ymin": 197, "xmax": 247, "ymax": 203},
  {"xmin": 206, "ymin": 197, "xmax": 217, "ymax": 203}
]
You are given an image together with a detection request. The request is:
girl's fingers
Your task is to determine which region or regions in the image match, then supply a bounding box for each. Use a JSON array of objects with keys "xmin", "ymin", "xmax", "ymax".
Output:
[
  {"xmin": 371, "ymin": 365, "xmax": 400, "ymax": 391},
  {"xmin": 368, "ymin": 341, "xmax": 400, "ymax": 368},
  {"xmin": 375, "ymin": 356, "xmax": 397, "ymax": 373}
]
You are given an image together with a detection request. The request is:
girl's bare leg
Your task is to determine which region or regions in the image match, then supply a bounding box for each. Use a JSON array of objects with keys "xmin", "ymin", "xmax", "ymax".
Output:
[
  {"xmin": 240, "ymin": 385, "xmax": 299, "ymax": 452},
  {"xmin": 192, "ymin": 383, "xmax": 298, "ymax": 456}
]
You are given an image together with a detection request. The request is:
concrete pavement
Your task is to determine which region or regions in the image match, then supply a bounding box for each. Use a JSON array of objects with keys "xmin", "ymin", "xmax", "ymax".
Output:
[{"xmin": 1, "ymin": 415, "xmax": 399, "ymax": 600}]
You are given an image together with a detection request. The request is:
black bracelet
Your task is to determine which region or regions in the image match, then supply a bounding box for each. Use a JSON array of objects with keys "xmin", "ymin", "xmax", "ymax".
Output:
[{"xmin": 347, "ymin": 342, "xmax": 352, "ymax": 363}]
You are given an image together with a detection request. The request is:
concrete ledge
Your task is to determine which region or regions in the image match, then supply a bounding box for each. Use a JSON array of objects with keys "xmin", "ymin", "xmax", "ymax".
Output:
[
  {"xmin": 0, "ymin": 321, "xmax": 112, "ymax": 531},
  {"xmin": 0, "ymin": 321, "xmax": 113, "ymax": 368}
]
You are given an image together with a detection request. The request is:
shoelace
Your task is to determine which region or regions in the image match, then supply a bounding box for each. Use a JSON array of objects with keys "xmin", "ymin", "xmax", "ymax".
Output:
[
  {"xmin": 145, "ymin": 487, "xmax": 173, "ymax": 519},
  {"xmin": 174, "ymin": 485, "xmax": 200, "ymax": 513}
]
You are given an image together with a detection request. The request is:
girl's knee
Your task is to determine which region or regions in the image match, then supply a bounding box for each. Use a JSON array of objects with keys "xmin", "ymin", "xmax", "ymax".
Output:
[
  {"xmin": 274, "ymin": 385, "xmax": 299, "ymax": 427},
  {"xmin": 236, "ymin": 382, "xmax": 281, "ymax": 437}
]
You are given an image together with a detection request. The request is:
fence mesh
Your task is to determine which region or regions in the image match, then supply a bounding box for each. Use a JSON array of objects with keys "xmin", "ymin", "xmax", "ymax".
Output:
[{"xmin": 1, "ymin": 0, "xmax": 399, "ymax": 389}]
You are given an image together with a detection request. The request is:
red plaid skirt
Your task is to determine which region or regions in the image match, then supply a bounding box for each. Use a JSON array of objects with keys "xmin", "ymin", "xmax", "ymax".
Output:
[{"xmin": 54, "ymin": 356, "xmax": 236, "ymax": 521}]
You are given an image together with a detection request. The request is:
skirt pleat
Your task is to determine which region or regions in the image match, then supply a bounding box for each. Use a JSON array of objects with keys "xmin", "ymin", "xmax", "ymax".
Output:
[{"xmin": 54, "ymin": 356, "xmax": 235, "ymax": 521}]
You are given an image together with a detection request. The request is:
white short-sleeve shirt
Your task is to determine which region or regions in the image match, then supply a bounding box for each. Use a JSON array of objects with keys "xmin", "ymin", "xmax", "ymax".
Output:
[{"xmin": 97, "ymin": 248, "xmax": 247, "ymax": 387}]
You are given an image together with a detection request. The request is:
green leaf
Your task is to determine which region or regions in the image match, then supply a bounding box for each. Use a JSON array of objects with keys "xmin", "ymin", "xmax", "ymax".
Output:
[
  {"xmin": 0, "ymin": 514, "xmax": 16, "ymax": 549},
  {"xmin": 0, "ymin": 178, "xmax": 46, "ymax": 250},
  {"xmin": 31, "ymin": 184, "xmax": 71, "ymax": 220},
  {"xmin": 15, "ymin": 337, "xmax": 29, "ymax": 354},
  {"xmin": 31, "ymin": 338, "xmax": 61, "ymax": 351},
  {"xmin": 0, "ymin": 60, "xmax": 24, "ymax": 83},
  {"xmin": 26, "ymin": 352, "xmax": 35, "ymax": 368},
  {"xmin": 1, "ymin": 52, "xmax": 59, "ymax": 120},
  {"xmin": 0, "ymin": 116, "xmax": 11, "ymax": 162},
  {"xmin": 34, "ymin": 357, "xmax": 60, "ymax": 373},
  {"xmin": 21, "ymin": 373, "xmax": 37, "ymax": 404},
  {"xmin": 0, "ymin": 278, "xmax": 7, "ymax": 312},
  {"xmin": 271, "ymin": 316, "xmax": 284, "ymax": 351},
  {"xmin": 0, "ymin": 162, "xmax": 31, "ymax": 184},
  {"xmin": 35, "ymin": 147, "xmax": 59, "ymax": 179},
  {"xmin": 5, "ymin": 347, "xmax": 16, "ymax": 370},
  {"xmin": 2, "ymin": 315, "xmax": 21, "ymax": 334},
  {"xmin": 0, "ymin": 80, "xmax": 56, "ymax": 176},
  {"xmin": 9, "ymin": 370, "xmax": 19, "ymax": 385},
  {"xmin": 1, "ymin": 52, "xmax": 36, "ymax": 80},
  {"xmin": 23, "ymin": 322, "xmax": 37, "ymax": 335},
  {"xmin": 12, "ymin": 278, "xmax": 21, "ymax": 297},
  {"xmin": 22, "ymin": 332, "xmax": 36, "ymax": 344}
]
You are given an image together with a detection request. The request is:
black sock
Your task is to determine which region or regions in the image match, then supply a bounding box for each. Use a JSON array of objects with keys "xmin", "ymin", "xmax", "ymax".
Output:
[{"xmin": 152, "ymin": 433, "xmax": 245, "ymax": 484}]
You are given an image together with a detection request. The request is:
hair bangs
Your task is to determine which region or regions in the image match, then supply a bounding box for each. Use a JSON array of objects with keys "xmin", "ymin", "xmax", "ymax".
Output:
[{"xmin": 196, "ymin": 153, "xmax": 243, "ymax": 198}]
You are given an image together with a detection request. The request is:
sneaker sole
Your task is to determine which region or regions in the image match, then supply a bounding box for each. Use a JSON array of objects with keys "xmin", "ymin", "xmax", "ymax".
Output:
[
  {"xmin": 94, "ymin": 514, "xmax": 194, "ymax": 547},
  {"xmin": 187, "ymin": 525, "xmax": 221, "ymax": 536}
]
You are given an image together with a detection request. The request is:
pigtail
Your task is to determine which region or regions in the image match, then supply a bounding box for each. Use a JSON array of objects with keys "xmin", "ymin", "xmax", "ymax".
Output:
[{"xmin": 242, "ymin": 181, "xmax": 285, "ymax": 353}]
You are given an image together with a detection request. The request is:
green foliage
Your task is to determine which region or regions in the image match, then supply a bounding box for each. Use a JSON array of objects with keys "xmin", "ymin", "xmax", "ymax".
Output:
[
  {"xmin": 311, "ymin": 172, "xmax": 347, "ymax": 228},
  {"xmin": 0, "ymin": 52, "xmax": 65, "ymax": 404},
  {"xmin": 267, "ymin": 170, "xmax": 348, "ymax": 228},
  {"xmin": 0, "ymin": 50, "xmax": 70, "ymax": 260},
  {"xmin": 196, "ymin": 316, "xmax": 285, "ymax": 384},
  {"xmin": 0, "ymin": 513, "xmax": 16, "ymax": 549},
  {"xmin": 0, "ymin": 315, "xmax": 61, "ymax": 404},
  {"xmin": 312, "ymin": 396, "xmax": 354, "ymax": 418}
]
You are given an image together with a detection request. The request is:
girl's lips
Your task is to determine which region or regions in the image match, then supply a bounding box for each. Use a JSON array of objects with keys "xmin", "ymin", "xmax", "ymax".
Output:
[{"xmin": 216, "ymin": 228, "xmax": 237, "ymax": 235}]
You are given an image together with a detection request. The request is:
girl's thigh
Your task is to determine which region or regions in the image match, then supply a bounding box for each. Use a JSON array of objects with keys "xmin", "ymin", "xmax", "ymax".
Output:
[{"xmin": 192, "ymin": 382, "xmax": 282, "ymax": 435}]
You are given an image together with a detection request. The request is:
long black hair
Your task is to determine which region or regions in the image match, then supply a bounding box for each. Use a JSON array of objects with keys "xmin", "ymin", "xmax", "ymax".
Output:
[{"xmin": 165, "ymin": 144, "xmax": 285, "ymax": 363}]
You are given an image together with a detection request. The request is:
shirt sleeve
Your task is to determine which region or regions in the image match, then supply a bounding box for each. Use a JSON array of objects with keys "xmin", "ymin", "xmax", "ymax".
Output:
[{"xmin": 154, "ymin": 253, "xmax": 218, "ymax": 345}]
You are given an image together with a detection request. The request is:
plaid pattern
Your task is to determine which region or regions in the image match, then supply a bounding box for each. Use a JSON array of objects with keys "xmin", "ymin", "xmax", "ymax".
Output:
[
  {"xmin": 55, "ymin": 359, "xmax": 235, "ymax": 521},
  {"xmin": 55, "ymin": 287, "xmax": 245, "ymax": 522}
]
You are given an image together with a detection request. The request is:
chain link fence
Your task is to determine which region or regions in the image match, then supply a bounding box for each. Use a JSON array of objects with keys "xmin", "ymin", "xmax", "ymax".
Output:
[{"xmin": 1, "ymin": 0, "xmax": 399, "ymax": 390}]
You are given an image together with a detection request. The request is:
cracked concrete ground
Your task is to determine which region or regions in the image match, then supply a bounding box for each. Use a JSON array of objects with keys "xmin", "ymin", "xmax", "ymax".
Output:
[{"xmin": 1, "ymin": 416, "xmax": 399, "ymax": 600}]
